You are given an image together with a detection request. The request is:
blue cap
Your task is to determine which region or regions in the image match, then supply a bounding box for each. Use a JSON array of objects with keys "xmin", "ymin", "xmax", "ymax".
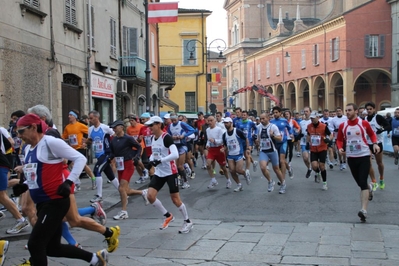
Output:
[
  {"xmin": 225, "ymin": 112, "xmax": 231, "ymax": 117},
  {"xmin": 140, "ymin": 112, "xmax": 151, "ymax": 118}
]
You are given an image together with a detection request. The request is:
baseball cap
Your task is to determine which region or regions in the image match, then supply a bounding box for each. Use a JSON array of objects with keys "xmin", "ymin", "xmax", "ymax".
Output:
[
  {"xmin": 164, "ymin": 113, "xmax": 171, "ymax": 119},
  {"xmin": 309, "ymin": 111, "xmax": 319, "ymax": 119},
  {"xmin": 140, "ymin": 112, "xmax": 151, "ymax": 118},
  {"xmin": 223, "ymin": 117, "xmax": 233, "ymax": 123},
  {"xmin": 225, "ymin": 111, "xmax": 231, "ymax": 117},
  {"xmin": 109, "ymin": 120, "xmax": 124, "ymax": 128},
  {"xmin": 197, "ymin": 111, "xmax": 204, "ymax": 116},
  {"xmin": 144, "ymin": 116, "xmax": 163, "ymax": 125}
]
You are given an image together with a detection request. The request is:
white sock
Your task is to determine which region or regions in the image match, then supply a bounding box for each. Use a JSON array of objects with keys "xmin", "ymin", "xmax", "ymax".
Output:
[
  {"xmin": 111, "ymin": 178, "xmax": 119, "ymax": 190},
  {"xmin": 96, "ymin": 176, "xmax": 103, "ymax": 197},
  {"xmin": 178, "ymin": 203, "xmax": 189, "ymax": 220},
  {"xmin": 211, "ymin": 177, "xmax": 217, "ymax": 183},
  {"xmin": 90, "ymin": 253, "xmax": 98, "ymax": 265},
  {"xmin": 152, "ymin": 198, "xmax": 168, "ymax": 215}
]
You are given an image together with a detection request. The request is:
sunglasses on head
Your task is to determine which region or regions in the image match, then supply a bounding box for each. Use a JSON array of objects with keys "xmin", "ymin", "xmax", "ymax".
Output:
[{"xmin": 17, "ymin": 126, "xmax": 31, "ymax": 135}]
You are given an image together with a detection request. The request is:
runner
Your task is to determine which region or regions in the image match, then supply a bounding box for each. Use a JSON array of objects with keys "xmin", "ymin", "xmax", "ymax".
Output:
[
  {"xmin": 307, "ymin": 111, "xmax": 332, "ymax": 190},
  {"xmin": 320, "ymin": 109, "xmax": 335, "ymax": 169},
  {"xmin": 299, "ymin": 107, "xmax": 313, "ymax": 178},
  {"xmin": 256, "ymin": 113, "xmax": 285, "ymax": 193},
  {"xmin": 332, "ymin": 107, "xmax": 348, "ymax": 170},
  {"xmin": 284, "ymin": 110, "xmax": 300, "ymax": 178},
  {"xmin": 388, "ymin": 108, "xmax": 399, "ymax": 168},
  {"xmin": 336, "ymin": 103, "xmax": 377, "ymax": 222},
  {"xmin": 109, "ymin": 120, "xmax": 149, "ymax": 220},
  {"xmin": 144, "ymin": 116, "xmax": 193, "ymax": 233}
]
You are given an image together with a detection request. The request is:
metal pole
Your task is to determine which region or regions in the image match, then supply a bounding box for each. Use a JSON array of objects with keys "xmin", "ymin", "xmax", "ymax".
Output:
[
  {"xmin": 144, "ymin": 1, "xmax": 151, "ymax": 112},
  {"xmin": 205, "ymin": 36, "xmax": 208, "ymax": 114},
  {"xmin": 88, "ymin": 0, "xmax": 92, "ymax": 112}
]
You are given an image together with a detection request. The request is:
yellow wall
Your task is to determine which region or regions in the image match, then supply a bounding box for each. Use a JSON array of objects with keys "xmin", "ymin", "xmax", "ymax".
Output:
[{"xmin": 159, "ymin": 12, "xmax": 209, "ymax": 112}]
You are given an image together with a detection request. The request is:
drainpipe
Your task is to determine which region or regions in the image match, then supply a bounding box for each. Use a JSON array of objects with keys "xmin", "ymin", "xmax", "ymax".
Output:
[
  {"xmin": 87, "ymin": 0, "xmax": 93, "ymax": 112},
  {"xmin": 48, "ymin": 0, "xmax": 56, "ymax": 112}
]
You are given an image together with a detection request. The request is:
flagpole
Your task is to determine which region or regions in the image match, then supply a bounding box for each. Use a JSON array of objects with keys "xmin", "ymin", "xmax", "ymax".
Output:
[{"xmin": 144, "ymin": 0, "xmax": 151, "ymax": 113}]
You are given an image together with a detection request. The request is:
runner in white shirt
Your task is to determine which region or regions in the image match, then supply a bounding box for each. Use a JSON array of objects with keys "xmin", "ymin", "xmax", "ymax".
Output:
[
  {"xmin": 331, "ymin": 107, "xmax": 348, "ymax": 170},
  {"xmin": 320, "ymin": 109, "xmax": 335, "ymax": 169},
  {"xmin": 299, "ymin": 107, "xmax": 313, "ymax": 178},
  {"xmin": 144, "ymin": 116, "xmax": 193, "ymax": 233}
]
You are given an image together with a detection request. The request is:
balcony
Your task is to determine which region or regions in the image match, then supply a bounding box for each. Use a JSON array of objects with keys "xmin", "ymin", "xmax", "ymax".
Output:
[
  {"xmin": 159, "ymin": 65, "xmax": 176, "ymax": 87},
  {"xmin": 118, "ymin": 56, "xmax": 146, "ymax": 80}
]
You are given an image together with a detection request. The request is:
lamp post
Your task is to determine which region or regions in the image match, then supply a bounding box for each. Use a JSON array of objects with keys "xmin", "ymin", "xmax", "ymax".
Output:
[{"xmin": 186, "ymin": 38, "xmax": 226, "ymax": 113}]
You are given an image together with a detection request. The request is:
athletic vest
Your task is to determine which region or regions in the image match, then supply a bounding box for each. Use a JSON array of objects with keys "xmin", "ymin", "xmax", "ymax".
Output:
[
  {"xmin": 391, "ymin": 118, "xmax": 399, "ymax": 137},
  {"xmin": 224, "ymin": 128, "xmax": 244, "ymax": 156},
  {"xmin": 307, "ymin": 122, "xmax": 328, "ymax": 153},
  {"xmin": 151, "ymin": 132, "xmax": 178, "ymax": 177},
  {"xmin": 366, "ymin": 115, "xmax": 383, "ymax": 144},
  {"xmin": 342, "ymin": 119, "xmax": 370, "ymax": 158}
]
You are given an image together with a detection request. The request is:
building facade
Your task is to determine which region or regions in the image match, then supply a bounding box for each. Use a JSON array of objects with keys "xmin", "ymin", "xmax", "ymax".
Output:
[
  {"xmin": 388, "ymin": 0, "xmax": 399, "ymax": 106},
  {"xmin": 159, "ymin": 8, "xmax": 211, "ymax": 113},
  {"xmin": 0, "ymin": 0, "xmax": 159, "ymax": 129},
  {"xmin": 207, "ymin": 51, "xmax": 227, "ymax": 114},
  {"xmin": 224, "ymin": 0, "xmax": 392, "ymax": 112}
]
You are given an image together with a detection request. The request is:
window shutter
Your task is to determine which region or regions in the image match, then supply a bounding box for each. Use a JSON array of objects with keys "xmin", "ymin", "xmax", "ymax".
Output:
[
  {"xmin": 329, "ymin": 39, "xmax": 333, "ymax": 61},
  {"xmin": 364, "ymin": 35, "xmax": 370, "ymax": 57},
  {"xmin": 312, "ymin": 45, "xmax": 315, "ymax": 65},
  {"xmin": 86, "ymin": 4, "xmax": 94, "ymax": 49},
  {"xmin": 266, "ymin": 61, "xmax": 270, "ymax": 78},
  {"xmin": 379, "ymin": 35, "xmax": 385, "ymax": 57},
  {"xmin": 128, "ymin": 28, "xmax": 138, "ymax": 56},
  {"xmin": 335, "ymin": 37, "xmax": 339, "ymax": 60},
  {"xmin": 287, "ymin": 57, "xmax": 291, "ymax": 73},
  {"xmin": 122, "ymin": 26, "xmax": 127, "ymax": 56},
  {"xmin": 316, "ymin": 44, "xmax": 319, "ymax": 65},
  {"xmin": 250, "ymin": 67, "xmax": 253, "ymax": 82},
  {"xmin": 25, "ymin": 0, "xmax": 40, "ymax": 8},
  {"xmin": 276, "ymin": 57, "xmax": 280, "ymax": 76},
  {"xmin": 65, "ymin": 0, "xmax": 71, "ymax": 24},
  {"xmin": 301, "ymin": 49, "xmax": 306, "ymax": 69},
  {"xmin": 71, "ymin": 0, "xmax": 77, "ymax": 26}
]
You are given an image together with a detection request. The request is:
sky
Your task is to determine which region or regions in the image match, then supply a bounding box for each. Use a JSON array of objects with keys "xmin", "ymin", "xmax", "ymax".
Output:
[{"xmin": 161, "ymin": 0, "xmax": 228, "ymax": 50}]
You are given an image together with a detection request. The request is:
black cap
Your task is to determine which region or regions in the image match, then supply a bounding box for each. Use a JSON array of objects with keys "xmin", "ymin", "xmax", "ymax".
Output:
[
  {"xmin": 109, "ymin": 120, "xmax": 124, "ymax": 128},
  {"xmin": 197, "ymin": 111, "xmax": 204, "ymax": 116}
]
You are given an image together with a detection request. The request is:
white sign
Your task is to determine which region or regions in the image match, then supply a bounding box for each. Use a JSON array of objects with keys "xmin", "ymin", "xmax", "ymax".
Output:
[{"xmin": 91, "ymin": 72, "xmax": 115, "ymax": 99}]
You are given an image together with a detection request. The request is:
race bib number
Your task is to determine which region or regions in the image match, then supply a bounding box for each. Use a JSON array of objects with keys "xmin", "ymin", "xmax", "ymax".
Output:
[
  {"xmin": 24, "ymin": 163, "xmax": 39, "ymax": 189},
  {"xmin": 300, "ymin": 136, "xmax": 307, "ymax": 145},
  {"xmin": 347, "ymin": 140, "xmax": 362, "ymax": 154},
  {"xmin": 243, "ymin": 129, "xmax": 248, "ymax": 137},
  {"xmin": 144, "ymin": 136, "xmax": 152, "ymax": 146},
  {"xmin": 93, "ymin": 140, "xmax": 103, "ymax": 153},
  {"xmin": 152, "ymin": 148, "xmax": 162, "ymax": 160},
  {"xmin": 260, "ymin": 139, "xmax": 271, "ymax": 150},
  {"xmin": 310, "ymin": 135, "xmax": 321, "ymax": 146},
  {"xmin": 115, "ymin": 157, "xmax": 124, "ymax": 171},
  {"xmin": 19, "ymin": 154, "xmax": 25, "ymax": 166},
  {"xmin": 173, "ymin": 134, "xmax": 181, "ymax": 144},
  {"xmin": 68, "ymin": 134, "xmax": 78, "ymax": 146},
  {"xmin": 394, "ymin": 128, "xmax": 399, "ymax": 135}
]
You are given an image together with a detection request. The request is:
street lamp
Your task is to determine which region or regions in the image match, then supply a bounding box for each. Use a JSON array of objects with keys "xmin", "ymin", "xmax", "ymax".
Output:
[{"xmin": 186, "ymin": 38, "xmax": 227, "ymax": 113}]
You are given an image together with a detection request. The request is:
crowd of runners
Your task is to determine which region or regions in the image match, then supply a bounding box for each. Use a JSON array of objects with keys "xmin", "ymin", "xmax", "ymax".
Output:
[{"xmin": 0, "ymin": 101, "xmax": 396, "ymax": 265}]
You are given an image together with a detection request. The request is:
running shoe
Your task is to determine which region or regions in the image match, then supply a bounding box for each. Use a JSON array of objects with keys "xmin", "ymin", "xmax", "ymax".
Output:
[
  {"xmin": 160, "ymin": 214, "xmax": 175, "ymax": 230},
  {"xmin": 379, "ymin": 179, "xmax": 385, "ymax": 190},
  {"xmin": 179, "ymin": 221, "xmax": 193, "ymax": 234},
  {"xmin": 207, "ymin": 180, "xmax": 218, "ymax": 189},
  {"xmin": 267, "ymin": 180, "xmax": 275, "ymax": 192},
  {"xmin": 322, "ymin": 182, "xmax": 328, "ymax": 191},
  {"xmin": 181, "ymin": 182, "xmax": 190, "ymax": 189},
  {"xmin": 143, "ymin": 169, "xmax": 149, "ymax": 179},
  {"xmin": 226, "ymin": 179, "xmax": 232, "ymax": 189},
  {"xmin": 233, "ymin": 184, "xmax": 243, "ymax": 192},
  {"xmin": 372, "ymin": 182, "xmax": 379, "ymax": 191},
  {"xmin": 0, "ymin": 240, "xmax": 9, "ymax": 266},
  {"xmin": 141, "ymin": 189, "xmax": 150, "ymax": 206},
  {"xmin": 279, "ymin": 182, "xmax": 286, "ymax": 194},
  {"xmin": 190, "ymin": 172, "xmax": 196, "ymax": 179},
  {"xmin": 90, "ymin": 195, "xmax": 103, "ymax": 203},
  {"xmin": 91, "ymin": 177, "xmax": 97, "ymax": 190},
  {"xmin": 201, "ymin": 165, "xmax": 207, "ymax": 169},
  {"xmin": 305, "ymin": 169, "xmax": 312, "ymax": 179},
  {"xmin": 358, "ymin": 209, "xmax": 367, "ymax": 222},
  {"xmin": 245, "ymin": 169, "xmax": 251, "ymax": 185},
  {"xmin": 91, "ymin": 202, "xmax": 107, "ymax": 226},
  {"xmin": 74, "ymin": 184, "xmax": 81, "ymax": 192},
  {"xmin": 105, "ymin": 226, "xmax": 120, "ymax": 253},
  {"xmin": 135, "ymin": 177, "xmax": 146, "ymax": 184},
  {"xmin": 315, "ymin": 173, "xmax": 321, "ymax": 183},
  {"xmin": 113, "ymin": 210, "xmax": 128, "ymax": 220},
  {"xmin": 253, "ymin": 161, "xmax": 259, "ymax": 172},
  {"xmin": 16, "ymin": 259, "xmax": 31, "ymax": 266},
  {"xmin": 342, "ymin": 163, "xmax": 346, "ymax": 170},
  {"xmin": 329, "ymin": 163, "xmax": 333, "ymax": 169},
  {"xmin": 368, "ymin": 183, "xmax": 373, "ymax": 201},
  {"xmin": 288, "ymin": 166, "xmax": 294, "ymax": 179},
  {"xmin": 296, "ymin": 152, "xmax": 301, "ymax": 157},
  {"xmin": 91, "ymin": 249, "xmax": 108, "ymax": 266},
  {"xmin": 6, "ymin": 218, "xmax": 29, "ymax": 234},
  {"xmin": 0, "ymin": 211, "xmax": 5, "ymax": 221}
]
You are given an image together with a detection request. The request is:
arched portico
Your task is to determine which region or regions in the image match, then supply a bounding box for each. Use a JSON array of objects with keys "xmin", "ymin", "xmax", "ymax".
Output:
[{"xmin": 314, "ymin": 76, "xmax": 326, "ymax": 112}]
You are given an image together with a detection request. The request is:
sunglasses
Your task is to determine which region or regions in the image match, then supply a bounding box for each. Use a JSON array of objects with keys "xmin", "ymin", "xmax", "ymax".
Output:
[
  {"xmin": 17, "ymin": 126, "xmax": 31, "ymax": 135},
  {"xmin": 148, "ymin": 122, "xmax": 160, "ymax": 127}
]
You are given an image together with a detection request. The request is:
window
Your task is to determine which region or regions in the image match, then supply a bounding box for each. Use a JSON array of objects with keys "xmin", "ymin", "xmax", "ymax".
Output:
[
  {"xmin": 222, "ymin": 67, "xmax": 227, "ymax": 78},
  {"xmin": 110, "ymin": 18, "xmax": 117, "ymax": 58},
  {"xmin": 25, "ymin": 0, "xmax": 39, "ymax": 8},
  {"xmin": 151, "ymin": 32, "xmax": 155, "ymax": 65},
  {"xmin": 211, "ymin": 67, "xmax": 219, "ymax": 73},
  {"xmin": 65, "ymin": 0, "xmax": 77, "ymax": 26},
  {"xmin": 301, "ymin": 49, "xmax": 306, "ymax": 69},
  {"xmin": 266, "ymin": 61, "xmax": 270, "ymax": 78},
  {"xmin": 312, "ymin": 44, "xmax": 319, "ymax": 66},
  {"xmin": 249, "ymin": 67, "xmax": 253, "ymax": 82},
  {"xmin": 257, "ymin": 64, "xmax": 261, "ymax": 80},
  {"xmin": 365, "ymin": 35, "xmax": 385, "ymax": 58},
  {"xmin": 276, "ymin": 58, "xmax": 280, "ymax": 76},
  {"xmin": 183, "ymin": 39, "xmax": 196, "ymax": 65},
  {"xmin": 231, "ymin": 23, "xmax": 239, "ymax": 45},
  {"xmin": 211, "ymin": 86, "xmax": 219, "ymax": 97},
  {"xmin": 185, "ymin": 92, "xmax": 196, "ymax": 112},
  {"xmin": 122, "ymin": 27, "xmax": 138, "ymax": 56},
  {"xmin": 286, "ymin": 56, "xmax": 291, "ymax": 73},
  {"xmin": 87, "ymin": 4, "xmax": 94, "ymax": 49},
  {"xmin": 330, "ymin": 37, "xmax": 339, "ymax": 61}
]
